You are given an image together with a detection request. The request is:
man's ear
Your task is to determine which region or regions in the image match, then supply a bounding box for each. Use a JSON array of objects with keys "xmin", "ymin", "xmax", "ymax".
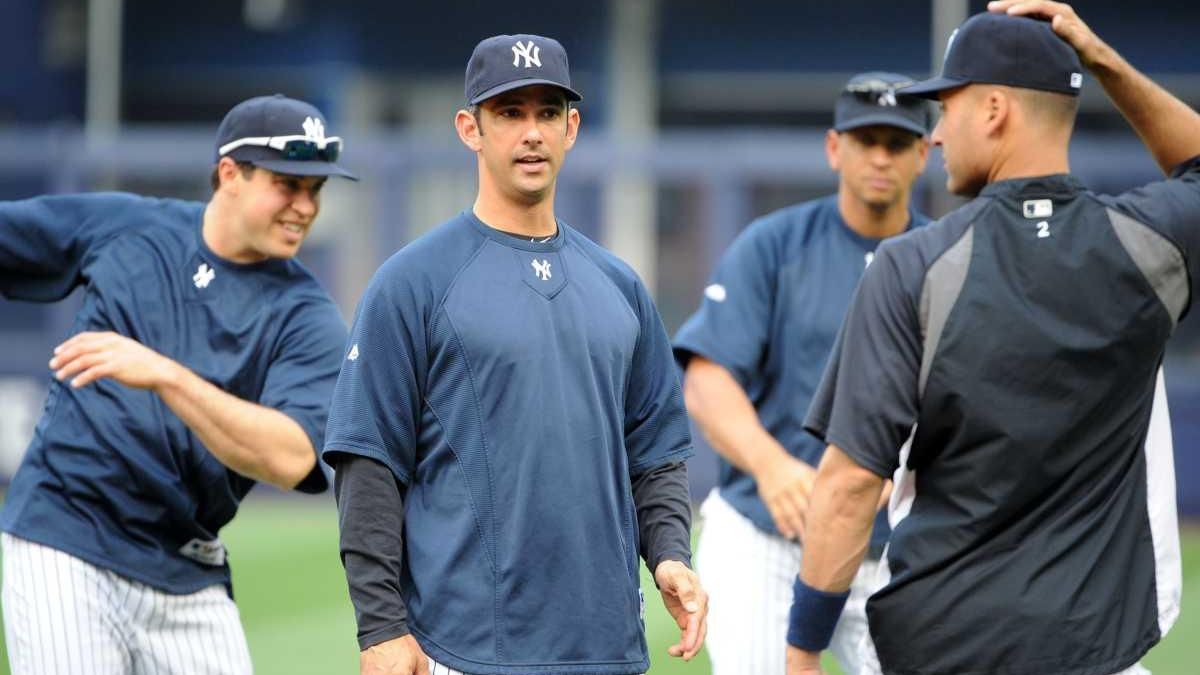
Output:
[
  {"xmin": 216, "ymin": 157, "xmax": 244, "ymax": 194},
  {"xmin": 824, "ymin": 128, "xmax": 842, "ymax": 172},
  {"xmin": 914, "ymin": 136, "xmax": 931, "ymax": 173},
  {"xmin": 564, "ymin": 107, "xmax": 581, "ymax": 151},
  {"xmin": 983, "ymin": 88, "xmax": 1010, "ymax": 137},
  {"xmin": 456, "ymin": 109, "xmax": 483, "ymax": 152}
]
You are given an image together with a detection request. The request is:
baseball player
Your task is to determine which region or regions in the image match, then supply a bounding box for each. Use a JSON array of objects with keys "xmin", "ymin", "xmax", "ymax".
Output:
[
  {"xmin": 787, "ymin": 3, "xmax": 1200, "ymax": 674},
  {"xmin": 0, "ymin": 94, "xmax": 354, "ymax": 674},
  {"xmin": 323, "ymin": 34, "xmax": 707, "ymax": 675},
  {"xmin": 675, "ymin": 72, "xmax": 931, "ymax": 674}
]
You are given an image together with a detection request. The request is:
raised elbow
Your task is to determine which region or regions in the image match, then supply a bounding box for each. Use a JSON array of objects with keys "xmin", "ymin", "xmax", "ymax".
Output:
[{"xmin": 265, "ymin": 450, "xmax": 317, "ymax": 491}]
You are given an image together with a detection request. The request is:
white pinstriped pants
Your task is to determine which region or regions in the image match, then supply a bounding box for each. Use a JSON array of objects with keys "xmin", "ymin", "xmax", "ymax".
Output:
[
  {"xmin": 1, "ymin": 533, "xmax": 253, "ymax": 675},
  {"xmin": 427, "ymin": 658, "xmax": 467, "ymax": 675},
  {"xmin": 696, "ymin": 490, "xmax": 879, "ymax": 675}
]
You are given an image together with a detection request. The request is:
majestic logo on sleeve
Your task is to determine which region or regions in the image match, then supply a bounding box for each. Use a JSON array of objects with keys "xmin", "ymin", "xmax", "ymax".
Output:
[
  {"xmin": 531, "ymin": 258, "xmax": 552, "ymax": 281},
  {"xmin": 192, "ymin": 263, "xmax": 215, "ymax": 289},
  {"xmin": 512, "ymin": 40, "xmax": 542, "ymax": 68},
  {"xmin": 864, "ymin": 251, "xmax": 876, "ymax": 268},
  {"xmin": 704, "ymin": 284, "xmax": 727, "ymax": 302},
  {"xmin": 302, "ymin": 116, "xmax": 326, "ymax": 142},
  {"xmin": 347, "ymin": 344, "xmax": 359, "ymax": 361}
]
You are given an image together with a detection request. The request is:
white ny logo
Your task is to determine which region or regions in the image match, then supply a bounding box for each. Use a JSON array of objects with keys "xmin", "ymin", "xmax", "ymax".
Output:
[
  {"xmin": 531, "ymin": 258, "xmax": 552, "ymax": 281},
  {"xmin": 193, "ymin": 263, "xmax": 215, "ymax": 289},
  {"xmin": 302, "ymin": 116, "xmax": 325, "ymax": 142},
  {"xmin": 512, "ymin": 41, "xmax": 541, "ymax": 68},
  {"xmin": 877, "ymin": 90, "xmax": 897, "ymax": 107}
]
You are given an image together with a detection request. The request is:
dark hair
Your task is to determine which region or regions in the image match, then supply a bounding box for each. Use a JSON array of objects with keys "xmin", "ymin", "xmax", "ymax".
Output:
[
  {"xmin": 467, "ymin": 104, "xmax": 483, "ymax": 134},
  {"xmin": 209, "ymin": 160, "xmax": 257, "ymax": 192}
]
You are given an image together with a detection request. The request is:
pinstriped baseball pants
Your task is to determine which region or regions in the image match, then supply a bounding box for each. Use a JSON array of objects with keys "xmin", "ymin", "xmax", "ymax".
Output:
[
  {"xmin": 1, "ymin": 533, "xmax": 253, "ymax": 675},
  {"xmin": 696, "ymin": 490, "xmax": 880, "ymax": 675},
  {"xmin": 427, "ymin": 658, "xmax": 467, "ymax": 675}
]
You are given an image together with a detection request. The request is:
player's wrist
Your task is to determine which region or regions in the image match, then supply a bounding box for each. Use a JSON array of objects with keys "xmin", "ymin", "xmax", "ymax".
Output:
[
  {"xmin": 149, "ymin": 356, "xmax": 186, "ymax": 394},
  {"xmin": 786, "ymin": 576, "xmax": 849, "ymax": 651},
  {"xmin": 654, "ymin": 557, "xmax": 689, "ymax": 573},
  {"xmin": 1080, "ymin": 38, "xmax": 1119, "ymax": 74},
  {"xmin": 746, "ymin": 444, "xmax": 786, "ymax": 480}
]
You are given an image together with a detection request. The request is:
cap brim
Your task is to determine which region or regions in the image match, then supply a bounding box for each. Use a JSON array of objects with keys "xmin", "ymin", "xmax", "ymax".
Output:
[
  {"xmin": 899, "ymin": 76, "xmax": 968, "ymax": 100},
  {"xmin": 469, "ymin": 78, "xmax": 583, "ymax": 105},
  {"xmin": 250, "ymin": 159, "xmax": 358, "ymax": 181},
  {"xmin": 834, "ymin": 114, "xmax": 927, "ymax": 136}
]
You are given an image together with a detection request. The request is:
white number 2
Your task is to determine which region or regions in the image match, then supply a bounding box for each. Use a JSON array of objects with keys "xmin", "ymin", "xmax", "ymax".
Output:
[{"xmin": 1036, "ymin": 221, "xmax": 1050, "ymax": 239}]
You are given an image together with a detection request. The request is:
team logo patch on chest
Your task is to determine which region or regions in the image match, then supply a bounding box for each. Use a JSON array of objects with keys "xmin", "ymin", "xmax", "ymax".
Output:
[
  {"xmin": 193, "ymin": 263, "xmax": 215, "ymax": 289},
  {"xmin": 515, "ymin": 250, "xmax": 567, "ymax": 298}
]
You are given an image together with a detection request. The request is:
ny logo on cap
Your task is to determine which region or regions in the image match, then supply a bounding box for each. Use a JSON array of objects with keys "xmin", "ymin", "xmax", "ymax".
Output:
[
  {"xmin": 531, "ymin": 258, "xmax": 552, "ymax": 281},
  {"xmin": 302, "ymin": 116, "xmax": 325, "ymax": 142},
  {"xmin": 512, "ymin": 40, "xmax": 541, "ymax": 68},
  {"xmin": 877, "ymin": 90, "xmax": 897, "ymax": 107}
]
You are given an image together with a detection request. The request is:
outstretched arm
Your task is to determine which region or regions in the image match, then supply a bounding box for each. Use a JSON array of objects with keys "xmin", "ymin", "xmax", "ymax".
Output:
[
  {"xmin": 50, "ymin": 331, "xmax": 315, "ymax": 489},
  {"xmin": 991, "ymin": 0, "xmax": 1200, "ymax": 173},
  {"xmin": 0, "ymin": 193, "xmax": 141, "ymax": 302}
]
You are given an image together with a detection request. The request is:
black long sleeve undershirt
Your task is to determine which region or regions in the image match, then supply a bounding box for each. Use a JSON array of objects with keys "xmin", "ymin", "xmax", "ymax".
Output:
[
  {"xmin": 333, "ymin": 454, "xmax": 410, "ymax": 650},
  {"xmin": 333, "ymin": 454, "xmax": 692, "ymax": 650},
  {"xmin": 631, "ymin": 461, "xmax": 693, "ymax": 572}
]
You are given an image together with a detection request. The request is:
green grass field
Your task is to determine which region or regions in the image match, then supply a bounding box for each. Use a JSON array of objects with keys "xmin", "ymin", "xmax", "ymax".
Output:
[{"xmin": 1, "ymin": 494, "xmax": 1198, "ymax": 674}]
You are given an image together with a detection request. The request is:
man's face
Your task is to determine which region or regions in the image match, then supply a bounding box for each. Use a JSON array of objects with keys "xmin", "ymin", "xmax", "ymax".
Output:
[
  {"xmin": 828, "ymin": 125, "xmax": 928, "ymax": 211},
  {"xmin": 931, "ymin": 86, "xmax": 989, "ymax": 197},
  {"xmin": 475, "ymin": 85, "xmax": 579, "ymax": 205},
  {"xmin": 229, "ymin": 166, "xmax": 325, "ymax": 262}
]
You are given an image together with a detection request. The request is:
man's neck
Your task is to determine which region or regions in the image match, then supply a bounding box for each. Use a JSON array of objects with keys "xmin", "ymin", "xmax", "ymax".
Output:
[
  {"xmin": 201, "ymin": 201, "xmax": 230, "ymax": 256},
  {"xmin": 837, "ymin": 190, "xmax": 911, "ymax": 240},
  {"xmin": 201, "ymin": 199, "xmax": 261, "ymax": 263},
  {"xmin": 990, "ymin": 137, "xmax": 1071, "ymax": 184},
  {"xmin": 472, "ymin": 186, "xmax": 558, "ymax": 239}
]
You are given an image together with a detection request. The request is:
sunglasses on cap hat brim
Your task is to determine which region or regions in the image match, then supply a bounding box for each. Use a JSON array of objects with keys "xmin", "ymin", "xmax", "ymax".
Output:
[
  {"xmin": 218, "ymin": 135, "xmax": 344, "ymax": 163},
  {"xmin": 843, "ymin": 78, "xmax": 916, "ymax": 97}
]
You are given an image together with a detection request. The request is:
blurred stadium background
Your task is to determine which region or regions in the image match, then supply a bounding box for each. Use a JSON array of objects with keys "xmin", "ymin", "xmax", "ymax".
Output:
[{"xmin": 1, "ymin": 0, "xmax": 1199, "ymax": 673}]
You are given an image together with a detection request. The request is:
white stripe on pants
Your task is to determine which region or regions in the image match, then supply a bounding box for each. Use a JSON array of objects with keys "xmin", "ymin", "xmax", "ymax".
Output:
[
  {"xmin": 696, "ymin": 490, "xmax": 880, "ymax": 675},
  {"xmin": 2, "ymin": 533, "xmax": 253, "ymax": 675}
]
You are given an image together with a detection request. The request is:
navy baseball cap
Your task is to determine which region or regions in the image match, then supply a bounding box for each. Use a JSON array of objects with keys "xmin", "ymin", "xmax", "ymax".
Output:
[
  {"xmin": 834, "ymin": 72, "xmax": 931, "ymax": 136},
  {"xmin": 214, "ymin": 94, "xmax": 357, "ymax": 180},
  {"xmin": 465, "ymin": 34, "xmax": 582, "ymax": 105},
  {"xmin": 903, "ymin": 13, "xmax": 1083, "ymax": 100}
]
